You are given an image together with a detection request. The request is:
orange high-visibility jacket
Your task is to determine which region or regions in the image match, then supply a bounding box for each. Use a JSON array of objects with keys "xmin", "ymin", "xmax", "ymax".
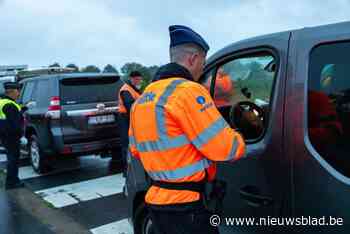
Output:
[
  {"xmin": 214, "ymin": 73, "xmax": 234, "ymax": 107},
  {"xmin": 129, "ymin": 63, "xmax": 245, "ymax": 206},
  {"xmin": 118, "ymin": 83, "xmax": 141, "ymax": 114}
]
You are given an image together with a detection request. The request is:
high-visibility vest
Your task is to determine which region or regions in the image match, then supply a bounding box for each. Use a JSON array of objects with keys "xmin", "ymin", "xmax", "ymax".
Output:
[
  {"xmin": 0, "ymin": 98, "xmax": 21, "ymax": 120},
  {"xmin": 214, "ymin": 73, "xmax": 234, "ymax": 107},
  {"xmin": 129, "ymin": 77, "xmax": 245, "ymax": 206},
  {"xmin": 118, "ymin": 83, "xmax": 141, "ymax": 114}
]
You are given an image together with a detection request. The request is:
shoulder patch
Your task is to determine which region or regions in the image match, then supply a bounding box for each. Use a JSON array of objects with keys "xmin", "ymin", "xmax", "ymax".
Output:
[
  {"xmin": 196, "ymin": 96, "xmax": 206, "ymax": 105},
  {"xmin": 137, "ymin": 92, "xmax": 156, "ymax": 104}
]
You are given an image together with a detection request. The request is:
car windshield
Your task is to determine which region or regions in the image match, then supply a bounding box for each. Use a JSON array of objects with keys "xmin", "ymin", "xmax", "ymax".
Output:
[{"xmin": 60, "ymin": 76, "xmax": 122, "ymax": 105}]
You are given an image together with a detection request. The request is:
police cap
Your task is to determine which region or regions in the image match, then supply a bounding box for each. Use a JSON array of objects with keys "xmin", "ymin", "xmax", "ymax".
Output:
[
  {"xmin": 169, "ymin": 25, "xmax": 209, "ymax": 53},
  {"xmin": 3, "ymin": 82, "xmax": 21, "ymax": 90}
]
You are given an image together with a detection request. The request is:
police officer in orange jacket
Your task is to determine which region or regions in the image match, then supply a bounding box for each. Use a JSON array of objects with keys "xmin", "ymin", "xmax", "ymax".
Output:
[
  {"xmin": 118, "ymin": 71, "xmax": 142, "ymax": 172},
  {"xmin": 129, "ymin": 25, "xmax": 246, "ymax": 234}
]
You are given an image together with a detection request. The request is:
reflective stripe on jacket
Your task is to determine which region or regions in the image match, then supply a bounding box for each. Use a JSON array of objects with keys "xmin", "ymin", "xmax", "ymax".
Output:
[
  {"xmin": 0, "ymin": 98, "xmax": 21, "ymax": 120},
  {"xmin": 129, "ymin": 63, "xmax": 245, "ymax": 206},
  {"xmin": 118, "ymin": 83, "xmax": 141, "ymax": 114}
]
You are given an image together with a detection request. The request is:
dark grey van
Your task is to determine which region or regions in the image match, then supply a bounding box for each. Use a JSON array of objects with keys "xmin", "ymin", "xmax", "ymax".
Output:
[{"xmin": 126, "ymin": 21, "xmax": 350, "ymax": 233}]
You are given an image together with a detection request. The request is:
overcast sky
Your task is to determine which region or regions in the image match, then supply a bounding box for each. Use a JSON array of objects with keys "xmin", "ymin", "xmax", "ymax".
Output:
[{"xmin": 1, "ymin": 0, "xmax": 349, "ymax": 70}]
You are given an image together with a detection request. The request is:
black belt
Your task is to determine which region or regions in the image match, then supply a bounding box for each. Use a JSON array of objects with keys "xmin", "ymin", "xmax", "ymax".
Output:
[
  {"xmin": 151, "ymin": 180, "xmax": 206, "ymax": 192},
  {"xmin": 150, "ymin": 170, "xmax": 208, "ymax": 193}
]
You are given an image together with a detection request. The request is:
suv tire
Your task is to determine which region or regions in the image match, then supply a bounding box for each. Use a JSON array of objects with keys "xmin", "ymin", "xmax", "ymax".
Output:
[
  {"xmin": 29, "ymin": 135, "xmax": 49, "ymax": 173},
  {"xmin": 134, "ymin": 202, "xmax": 155, "ymax": 234}
]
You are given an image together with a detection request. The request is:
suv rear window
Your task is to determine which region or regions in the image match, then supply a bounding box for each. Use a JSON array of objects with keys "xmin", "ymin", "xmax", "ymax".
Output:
[{"xmin": 60, "ymin": 77, "xmax": 121, "ymax": 105}]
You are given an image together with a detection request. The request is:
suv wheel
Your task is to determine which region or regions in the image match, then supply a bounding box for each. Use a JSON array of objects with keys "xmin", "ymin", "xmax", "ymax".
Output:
[
  {"xmin": 134, "ymin": 203, "xmax": 156, "ymax": 234},
  {"xmin": 29, "ymin": 135, "xmax": 48, "ymax": 173}
]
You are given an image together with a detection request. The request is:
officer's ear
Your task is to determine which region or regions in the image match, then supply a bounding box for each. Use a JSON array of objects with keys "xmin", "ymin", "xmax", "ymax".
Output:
[{"xmin": 188, "ymin": 53, "xmax": 199, "ymax": 67}]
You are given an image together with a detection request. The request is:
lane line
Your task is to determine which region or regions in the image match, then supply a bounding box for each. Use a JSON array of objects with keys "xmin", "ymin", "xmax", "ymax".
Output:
[
  {"xmin": 90, "ymin": 219, "xmax": 133, "ymax": 234},
  {"xmin": 35, "ymin": 174, "xmax": 125, "ymax": 208},
  {"xmin": 2, "ymin": 155, "xmax": 110, "ymax": 180}
]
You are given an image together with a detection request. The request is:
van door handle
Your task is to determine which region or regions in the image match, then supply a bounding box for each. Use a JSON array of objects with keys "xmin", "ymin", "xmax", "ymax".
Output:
[{"xmin": 239, "ymin": 185, "xmax": 273, "ymax": 207}]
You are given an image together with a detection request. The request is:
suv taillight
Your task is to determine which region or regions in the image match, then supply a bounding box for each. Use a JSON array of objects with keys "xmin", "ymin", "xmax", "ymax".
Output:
[
  {"xmin": 46, "ymin": 96, "xmax": 61, "ymax": 119},
  {"xmin": 48, "ymin": 96, "xmax": 61, "ymax": 111}
]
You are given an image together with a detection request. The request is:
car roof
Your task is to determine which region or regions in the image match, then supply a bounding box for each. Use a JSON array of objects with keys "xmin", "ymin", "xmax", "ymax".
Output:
[
  {"xmin": 206, "ymin": 20, "xmax": 350, "ymax": 65},
  {"xmin": 20, "ymin": 73, "xmax": 120, "ymax": 83}
]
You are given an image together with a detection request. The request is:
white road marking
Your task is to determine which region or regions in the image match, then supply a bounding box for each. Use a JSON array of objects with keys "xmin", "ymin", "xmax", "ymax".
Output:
[
  {"xmin": 35, "ymin": 174, "xmax": 125, "ymax": 208},
  {"xmin": 4, "ymin": 165, "xmax": 83, "ymax": 180},
  {"xmin": 2, "ymin": 155, "xmax": 111, "ymax": 180},
  {"xmin": 18, "ymin": 166, "xmax": 41, "ymax": 179},
  {"xmin": 0, "ymin": 153, "xmax": 6, "ymax": 162},
  {"xmin": 90, "ymin": 219, "xmax": 133, "ymax": 234}
]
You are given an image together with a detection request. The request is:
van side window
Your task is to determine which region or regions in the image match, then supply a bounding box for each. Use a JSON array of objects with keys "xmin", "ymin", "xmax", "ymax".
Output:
[{"xmin": 308, "ymin": 42, "xmax": 350, "ymax": 177}]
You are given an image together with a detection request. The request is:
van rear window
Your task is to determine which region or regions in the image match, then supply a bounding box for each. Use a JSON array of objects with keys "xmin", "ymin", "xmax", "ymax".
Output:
[{"xmin": 60, "ymin": 77, "xmax": 121, "ymax": 105}]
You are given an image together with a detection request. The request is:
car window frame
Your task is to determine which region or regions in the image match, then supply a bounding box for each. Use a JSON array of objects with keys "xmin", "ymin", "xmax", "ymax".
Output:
[
  {"xmin": 202, "ymin": 47, "xmax": 280, "ymax": 144},
  {"xmin": 20, "ymin": 80, "xmax": 37, "ymax": 104}
]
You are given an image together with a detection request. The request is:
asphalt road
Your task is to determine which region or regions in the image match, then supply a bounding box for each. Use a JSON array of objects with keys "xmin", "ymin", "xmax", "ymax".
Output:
[{"xmin": 0, "ymin": 153, "xmax": 134, "ymax": 234}]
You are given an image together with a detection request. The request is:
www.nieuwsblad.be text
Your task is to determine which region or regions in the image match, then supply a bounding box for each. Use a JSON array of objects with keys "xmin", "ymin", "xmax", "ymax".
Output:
[{"xmin": 209, "ymin": 215, "xmax": 344, "ymax": 227}]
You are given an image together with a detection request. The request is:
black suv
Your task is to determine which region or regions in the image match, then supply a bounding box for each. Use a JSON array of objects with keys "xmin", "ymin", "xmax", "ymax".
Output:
[{"xmin": 19, "ymin": 73, "xmax": 123, "ymax": 173}]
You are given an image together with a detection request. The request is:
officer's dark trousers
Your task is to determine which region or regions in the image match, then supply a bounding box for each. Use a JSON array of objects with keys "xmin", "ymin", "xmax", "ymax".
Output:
[
  {"xmin": 2, "ymin": 139, "xmax": 20, "ymax": 186},
  {"xmin": 148, "ymin": 206, "xmax": 219, "ymax": 234},
  {"xmin": 121, "ymin": 146, "xmax": 128, "ymax": 170},
  {"xmin": 119, "ymin": 114, "xmax": 130, "ymax": 172}
]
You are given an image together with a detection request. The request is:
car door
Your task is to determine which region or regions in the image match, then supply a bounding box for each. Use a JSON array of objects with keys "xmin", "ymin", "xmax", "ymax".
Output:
[
  {"xmin": 287, "ymin": 22, "xmax": 350, "ymax": 233},
  {"xmin": 21, "ymin": 80, "xmax": 37, "ymax": 123},
  {"xmin": 202, "ymin": 32, "xmax": 290, "ymax": 233},
  {"xmin": 29, "ymin": 79, "xmax": 51, "ymax": 145}
]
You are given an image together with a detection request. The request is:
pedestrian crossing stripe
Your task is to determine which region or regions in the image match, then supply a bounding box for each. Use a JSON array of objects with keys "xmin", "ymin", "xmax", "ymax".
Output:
[
  {"xmin": 0, "ymin": 153, "xmax": 6, "ymax": 162},
  {"xmin": 35, "ymin": 174, "xmax": 125, "ymax": 208},
  {"xmin": 90, "ymin": 219, "xmax": 134, "ymax": 234},
  {"xmin": 1, "ymin": 154, "xmax": 134, "ymax": 233}
]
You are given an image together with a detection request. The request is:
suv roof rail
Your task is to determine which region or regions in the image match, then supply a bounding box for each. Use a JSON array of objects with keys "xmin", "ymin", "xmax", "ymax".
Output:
[{"xmin": 16, "ymin": 67, "xmax": 76, "ymax": 81}]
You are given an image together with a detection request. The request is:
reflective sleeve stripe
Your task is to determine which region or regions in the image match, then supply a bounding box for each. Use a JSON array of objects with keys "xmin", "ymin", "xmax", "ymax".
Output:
[
  {"xmin": 191, "ymin": 118, "xmax": 228, "ymax": 149},
  {"xmin": 156, "ymin": 79, "xmax": 187, "ymax": 139},
  {"xmin": 132, "ymin": 79, "xmax": 190, "ymax": 153},
  {"xmin": 133, "ymin": 117, "xmax": 227, "ymax": 153},
  {"xmin": 129, "ymin": 136, "xmax": 136, "ymax": 147},
  {"xmin": 224, "ymin": 136, "xmax": 240, "ymax": 161},
  {"xmin": 136, "ymin": 135, "xmax": 189, "ymax": 152},
  {"xmin": 147, "ymin": 158, "xmax": 212, "ymax": 181}
]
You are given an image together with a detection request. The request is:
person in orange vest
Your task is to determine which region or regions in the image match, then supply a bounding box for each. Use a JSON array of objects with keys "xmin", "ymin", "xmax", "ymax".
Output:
[
  {"xmin": 213, "ymin": 67, "xmax": 234, "ymax": 107},
  {"xmin": 118, "ymin": 71, "xmax": 142, "ymax": 173},
  {"xmin": 129, "ymin": 25, "xmax": 247, "ymax": 234}
]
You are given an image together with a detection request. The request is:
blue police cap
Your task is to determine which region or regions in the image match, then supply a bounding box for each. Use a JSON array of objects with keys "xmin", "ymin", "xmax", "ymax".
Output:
[
  {"xmin": 169, "ymin": 25, "xmax": 209, "ymax": 53},
  {"xmin": 3, "ymin": 82, "xmax": 21, "ymax": 90}
]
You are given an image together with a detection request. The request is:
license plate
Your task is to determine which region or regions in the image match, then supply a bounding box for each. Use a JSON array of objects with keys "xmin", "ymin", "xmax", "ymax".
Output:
[{"xmin": 88, "ymin": 115, "xmax": 115, "ymax": 125}]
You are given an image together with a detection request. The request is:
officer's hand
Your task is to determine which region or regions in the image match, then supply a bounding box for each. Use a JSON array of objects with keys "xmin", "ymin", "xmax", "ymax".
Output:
[{"xmin": 21, "ymin": 106, "xmax": 28, "ymax": 112}]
